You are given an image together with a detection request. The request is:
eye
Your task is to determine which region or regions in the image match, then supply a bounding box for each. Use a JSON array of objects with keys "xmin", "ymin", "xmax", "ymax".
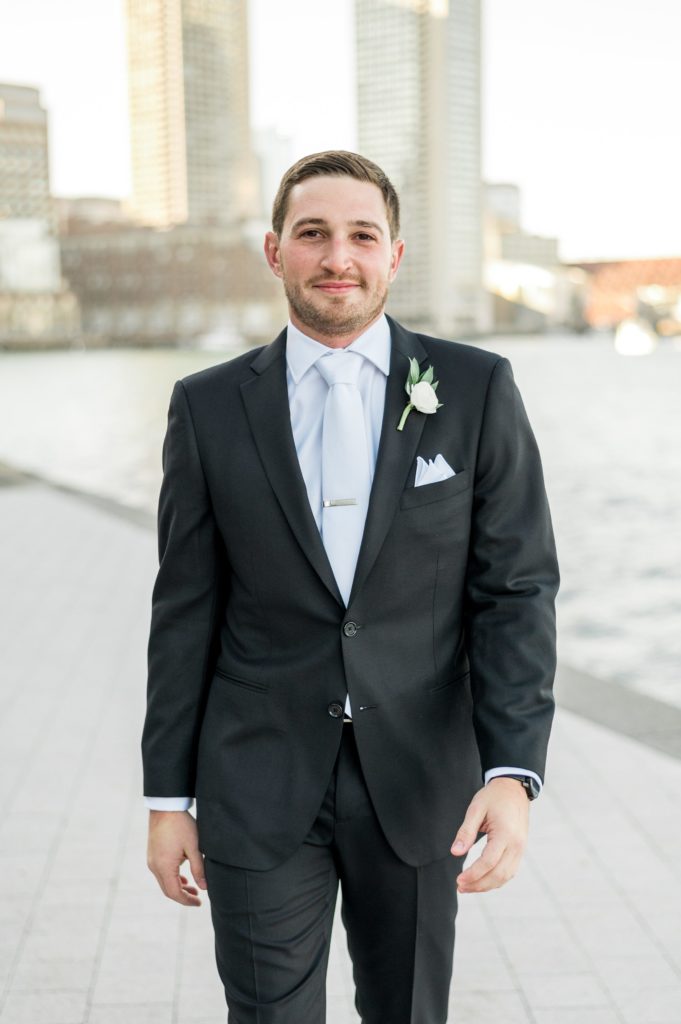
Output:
[
  {"xmin": 355, "ymin": 233, "xmax": 376, "ymax": 242},
  {"xmin": 300, "ymin": 229, "xmax": 322, "ymax": 238}
]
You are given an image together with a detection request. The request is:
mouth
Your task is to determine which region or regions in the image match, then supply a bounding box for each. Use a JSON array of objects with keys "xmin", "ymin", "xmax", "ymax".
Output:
[{"xmin": 313, "ymin": 282, "xmax": 361, "ymax": 295}]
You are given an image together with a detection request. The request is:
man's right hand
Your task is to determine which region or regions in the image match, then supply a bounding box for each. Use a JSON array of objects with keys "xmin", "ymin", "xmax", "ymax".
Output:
[{"xmin": 146, "ymin": 810, "xmax": 207, "ymax": 906}]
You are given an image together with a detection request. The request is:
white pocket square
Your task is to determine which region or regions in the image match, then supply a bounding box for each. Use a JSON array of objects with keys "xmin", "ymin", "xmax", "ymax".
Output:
[{"xmin": 414, "ymin": 454, "xmax": 456, "ymax": 486}]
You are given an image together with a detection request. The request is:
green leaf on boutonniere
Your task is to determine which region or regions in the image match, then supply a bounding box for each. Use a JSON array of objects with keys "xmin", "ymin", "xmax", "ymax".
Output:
[{"xmin": 408, "ymin": 357, "xmax": 421, "ymax": 388}]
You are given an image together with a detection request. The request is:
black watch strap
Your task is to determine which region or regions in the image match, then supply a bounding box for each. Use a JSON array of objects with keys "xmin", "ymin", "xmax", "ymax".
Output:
[{"xmin": 499, "ymin": 774, "xmax": 540, "ymax": 800}]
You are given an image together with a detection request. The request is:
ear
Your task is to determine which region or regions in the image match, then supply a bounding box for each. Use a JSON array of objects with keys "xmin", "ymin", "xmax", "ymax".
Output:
[
  {"xmin": 264, "ymin": 231, "xmax": 283, "ymax": 278},
  {"xmin": 388, "ymin": 238, "xmax": 406, "ymax": 283}
]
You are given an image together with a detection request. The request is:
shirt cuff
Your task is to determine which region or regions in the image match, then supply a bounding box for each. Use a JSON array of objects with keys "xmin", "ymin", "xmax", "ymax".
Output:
[
  {"xmin": 144, "ymin": 796, "xmax": 194, "ymax": 811},
  {"xmin": 484, "ymin": 767, "xmax": 543, "ymax": 796}
]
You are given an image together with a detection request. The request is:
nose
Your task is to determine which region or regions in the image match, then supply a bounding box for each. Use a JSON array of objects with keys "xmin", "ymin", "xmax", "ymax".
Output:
[{"xmin": 319, "ymin": 237, "xmax": 353, "ymax": 276}]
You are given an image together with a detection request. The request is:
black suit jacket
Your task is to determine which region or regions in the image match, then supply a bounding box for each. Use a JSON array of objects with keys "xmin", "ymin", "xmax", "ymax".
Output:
[{"xmin": 142, "ymin": 316, "xmax": 559, "ymax": 870}]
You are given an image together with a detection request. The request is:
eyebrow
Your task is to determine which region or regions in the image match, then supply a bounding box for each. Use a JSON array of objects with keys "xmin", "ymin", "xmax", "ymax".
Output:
[{"xmin": 290, "ymin": 217, "xmax": 384, "ymax": 236}]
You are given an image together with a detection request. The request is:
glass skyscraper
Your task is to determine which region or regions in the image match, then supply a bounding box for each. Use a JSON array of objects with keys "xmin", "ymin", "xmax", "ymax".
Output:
[
  {"xmin": 356, "ymin": 0, "xmax": 488, "ymax": 335},
  {"xmin": 126, "ymin": 0, "xmax": 257, "ymax": 228}
]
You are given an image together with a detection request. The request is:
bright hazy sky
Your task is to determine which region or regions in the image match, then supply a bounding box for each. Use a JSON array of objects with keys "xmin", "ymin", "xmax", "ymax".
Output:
[{"xmin": 1, "ymin": 0, "xmax": 679, "ymax": 261}]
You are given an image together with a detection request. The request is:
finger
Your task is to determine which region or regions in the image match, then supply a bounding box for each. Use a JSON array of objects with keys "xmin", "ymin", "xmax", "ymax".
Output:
[
  {"xmin": 456, "ymin": 837, "xmax": 506, "ymax": 889},
  {"xmin": 169, "ymin": 878, "xmax": 202, "ymax": 906},
  {"xmin": 156, "ymin": 867, "xmax": 202, "ymax": 906},
  {"xmin": 179, "ymin": 875, "xmax": 199, "ymax": 895},
  {"xmin": 188, "ymin": 849, "xmax": 208, "ymax": 890},
  {"xmin": 450, "ymin": 798, "xmax": 486, "ymax": 856},
  {"xmin": 458, "ymin": 846, "xmax": 519, "ymax": 893}
]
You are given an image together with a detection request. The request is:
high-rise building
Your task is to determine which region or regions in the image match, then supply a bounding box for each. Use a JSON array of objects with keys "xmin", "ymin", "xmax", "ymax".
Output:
[
  {"xmin": 356, "ymin": 0, "xmax": 488, "ymax": 336},
  {"xmin": 0, "ymin": 84, "xmax": 52, "ymax": 225},
  {"xmin": 125, "ymin": 0, "xmax": 258, "ymax": 228},
  {"xmin": 0, "ymin": 84, "xmax": 80, "ymax": 344}
]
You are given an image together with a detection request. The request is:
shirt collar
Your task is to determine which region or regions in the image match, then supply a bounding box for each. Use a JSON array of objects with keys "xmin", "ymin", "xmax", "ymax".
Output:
[{"xmin": 285, "ymin": 314, "xmax": 391, "ymax": 384}]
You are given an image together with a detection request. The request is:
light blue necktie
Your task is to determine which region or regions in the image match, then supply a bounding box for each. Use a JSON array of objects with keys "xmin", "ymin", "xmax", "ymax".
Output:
[{"xmin": 316, "ymin": 350, "xmax": 372, "ymax": 609}]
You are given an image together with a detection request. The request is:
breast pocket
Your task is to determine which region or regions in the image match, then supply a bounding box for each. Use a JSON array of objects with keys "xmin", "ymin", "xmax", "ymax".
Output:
[{"xmin": 399, "ymin": 469, "xmax": 470, "ymax": 510}]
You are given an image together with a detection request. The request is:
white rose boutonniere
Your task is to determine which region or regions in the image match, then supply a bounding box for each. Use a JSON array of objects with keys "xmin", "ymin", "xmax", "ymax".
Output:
[{"xmin": 397, "ymin": 358, "xmax": 443, "ymax": 431}]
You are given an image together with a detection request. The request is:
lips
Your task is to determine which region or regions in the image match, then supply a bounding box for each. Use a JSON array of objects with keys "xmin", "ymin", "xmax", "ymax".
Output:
[{"xmin": 313, "ymin": 281, "xmax": 361, "ymax": 293}]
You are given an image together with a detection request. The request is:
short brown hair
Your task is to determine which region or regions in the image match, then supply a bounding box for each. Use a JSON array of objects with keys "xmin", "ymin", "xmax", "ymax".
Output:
[{"xmin": 271, "ymin": 150, "xmax": 400, "ymax": 240}]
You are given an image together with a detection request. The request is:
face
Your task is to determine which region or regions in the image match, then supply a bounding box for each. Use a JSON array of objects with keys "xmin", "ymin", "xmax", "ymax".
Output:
[{"xmin": 264, "ymin": 175, "xmax": 404, "ymax": 345}]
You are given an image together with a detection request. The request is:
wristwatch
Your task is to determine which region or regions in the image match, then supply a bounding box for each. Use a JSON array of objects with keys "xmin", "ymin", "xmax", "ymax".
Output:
[{"xmin": 500, "ymin": 774, "xmax": 541, "ymax": 800}]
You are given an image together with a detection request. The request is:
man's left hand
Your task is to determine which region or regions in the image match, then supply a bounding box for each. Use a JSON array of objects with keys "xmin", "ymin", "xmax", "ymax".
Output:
[{"xmin": 450, "ymin": 778, "xmax": 530, "ymax": 894}]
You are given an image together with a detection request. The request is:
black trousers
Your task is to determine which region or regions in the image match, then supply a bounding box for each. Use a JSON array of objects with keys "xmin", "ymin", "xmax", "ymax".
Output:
[{"xmin": 203, "ymin": 724, "xmax": 464, "ymax": 1024}]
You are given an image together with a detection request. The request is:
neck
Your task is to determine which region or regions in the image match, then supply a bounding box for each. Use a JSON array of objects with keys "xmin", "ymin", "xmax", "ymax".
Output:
[{"xmin": 288, "ymin": 309, "xmax": 385, "ymax": 349}]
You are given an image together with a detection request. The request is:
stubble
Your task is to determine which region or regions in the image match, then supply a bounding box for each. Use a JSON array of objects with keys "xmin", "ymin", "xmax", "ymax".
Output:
[{"xmin": 283, "ymin": 277, "xmax": 390, "ymax": 339}]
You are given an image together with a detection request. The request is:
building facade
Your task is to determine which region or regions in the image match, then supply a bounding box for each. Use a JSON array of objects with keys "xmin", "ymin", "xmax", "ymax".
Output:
[
  {"xmin": 572, "ymin": 259, "xmax": 681, "ymax": 333},
  {"xmin": 0, "ymin": 84, "xmax": 52, "ymax": 225},
  {"xmin": 482, "ymin": 181, "xmax": 586, "ymax": 333},
  {"xmin": 0, "ymin": 84, "xmax": 80, "ymax": 346},
  {"xmin": 484, "ymin": 183, "xmax": 560, "ymax": 267},
  {"xmin": 125, "ymin": 0, "xmax": 258, "ymax": 228},
  {"xmin": 60, "ymin": 224, "xmax": 286, "ymax": 345},
  {"xmin": 356, "ymin": 0, "xmax": 488, "ymax": 336}
]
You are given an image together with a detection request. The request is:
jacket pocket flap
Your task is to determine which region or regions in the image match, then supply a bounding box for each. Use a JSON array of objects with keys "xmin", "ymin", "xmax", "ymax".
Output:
[{"xmin": 400, "ymin": 469, "xmax": 470, "ymax": 509}]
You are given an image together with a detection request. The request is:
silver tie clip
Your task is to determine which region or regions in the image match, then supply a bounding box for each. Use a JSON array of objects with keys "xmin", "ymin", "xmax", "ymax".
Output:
[{"xmin": 323, "ymin": 498, "xmax": 357, "ymax": 508}]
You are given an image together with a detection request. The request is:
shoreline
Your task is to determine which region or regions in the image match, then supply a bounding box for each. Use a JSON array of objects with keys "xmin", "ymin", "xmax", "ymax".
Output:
[
  {"xmin": 0, "ymin": 326, "xmax": 598, "ymax": 354},
  {"xmin": 3, "ymin": 456, "xmax": 680, "ymax": 762}
]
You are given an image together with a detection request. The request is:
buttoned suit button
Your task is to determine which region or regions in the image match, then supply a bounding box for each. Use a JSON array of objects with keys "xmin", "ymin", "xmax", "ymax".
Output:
[
  {"xmin": 343, "ymin": 621, "xmax": 358, "ymax": 637},
  {"xmin": 328, "ymin": 702, "xmax": 344, "ymax": 718}
]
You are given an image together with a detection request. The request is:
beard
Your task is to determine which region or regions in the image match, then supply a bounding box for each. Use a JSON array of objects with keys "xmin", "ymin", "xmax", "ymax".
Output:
[{"xmin": 283, "ymin": 274, "xmax": 390, "ymax": 339}]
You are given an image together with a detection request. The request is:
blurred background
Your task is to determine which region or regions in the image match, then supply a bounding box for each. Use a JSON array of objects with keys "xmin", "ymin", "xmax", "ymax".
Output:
[{"xmin": 1, "ymin": 0, "xmax": 680, "ymax": 709}]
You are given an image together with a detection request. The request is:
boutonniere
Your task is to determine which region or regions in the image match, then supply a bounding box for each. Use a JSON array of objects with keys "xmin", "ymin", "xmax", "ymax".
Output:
[{"xmin": 397, "ymin": 358, "xmax": 443, "ymax": 431}]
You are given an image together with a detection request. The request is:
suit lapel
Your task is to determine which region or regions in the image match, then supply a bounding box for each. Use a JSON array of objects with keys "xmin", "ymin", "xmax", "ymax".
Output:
[
  {"xmin": 347, "ymin": 316, "xmax": 428, "ymax": 605},
  {"xmin": 240, "ymin": 329, "xmax": 345, "ymax": 606},
  {"xmin": 240, "ymin": 317, "xmax": 429, "ymax": 609}
]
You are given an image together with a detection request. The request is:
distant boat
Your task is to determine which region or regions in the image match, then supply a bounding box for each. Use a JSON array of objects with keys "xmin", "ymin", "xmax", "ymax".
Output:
[{"xmin": 614, "ymin": 318, "xmax": 658, "ymax": 356}]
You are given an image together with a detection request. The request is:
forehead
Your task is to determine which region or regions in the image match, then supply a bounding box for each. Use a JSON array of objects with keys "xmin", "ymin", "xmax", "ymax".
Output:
[{"xmin": 285, "ymin": 175, "xmax": 389, "ymax": 230}]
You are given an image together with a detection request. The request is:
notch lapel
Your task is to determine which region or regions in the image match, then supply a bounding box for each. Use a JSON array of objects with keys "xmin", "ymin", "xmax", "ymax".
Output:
[
  {"xmin": 240, "ymin": 330, "xmax": 345, "ymax": 607},
  {"xmin": 347, "ymin": 316, "xmax": 429, "ymax": 605}
]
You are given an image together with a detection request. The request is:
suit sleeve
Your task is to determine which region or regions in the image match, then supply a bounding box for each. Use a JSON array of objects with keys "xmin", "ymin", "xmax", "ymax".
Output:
[
  {"xmin": 141, "ymin": 380, "xmax": 228, "ymax": 797},
  {"xmin": 464, "ymin": 357, "xmax": 560, "ymax": 783}
]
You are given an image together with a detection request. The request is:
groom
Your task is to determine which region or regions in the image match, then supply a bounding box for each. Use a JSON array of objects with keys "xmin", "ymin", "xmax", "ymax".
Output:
[{"xmin": 143, "ymin": 151, "xmax": 559, "ymax": 1022}]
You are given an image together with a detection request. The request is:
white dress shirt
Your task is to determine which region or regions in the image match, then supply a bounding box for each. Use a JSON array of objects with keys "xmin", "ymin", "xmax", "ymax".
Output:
[{"xmin": 145, "ymin": 315, "xmax": 541, "ymax": 810}]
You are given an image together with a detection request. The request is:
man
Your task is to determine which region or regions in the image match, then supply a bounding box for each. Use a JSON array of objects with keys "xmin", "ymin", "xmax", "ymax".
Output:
[{"xmin": 143, "ymin": 151, "xmax": 559, "ymax": 1023}]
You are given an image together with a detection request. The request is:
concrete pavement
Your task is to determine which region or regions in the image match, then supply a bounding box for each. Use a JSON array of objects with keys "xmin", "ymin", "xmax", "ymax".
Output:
[{"xmin": 0, "ymin": 470, "xmax": 679, "ymax": 1023}]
